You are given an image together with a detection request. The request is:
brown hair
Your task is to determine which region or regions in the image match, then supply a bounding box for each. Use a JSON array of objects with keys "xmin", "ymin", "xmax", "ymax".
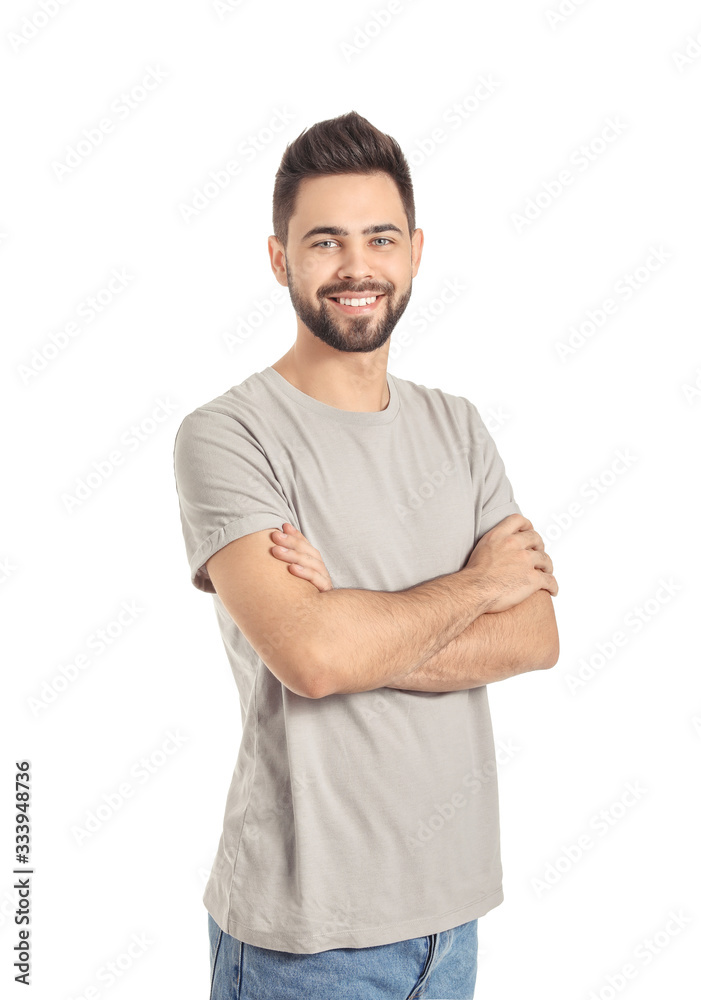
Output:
[{"xmin": 272, "ymin": 111, "xmax": 416, "ymax": 248}]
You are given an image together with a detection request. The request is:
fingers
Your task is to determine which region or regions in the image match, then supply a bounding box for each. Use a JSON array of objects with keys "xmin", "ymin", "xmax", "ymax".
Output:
[
  {"xmin": 286, "ymin": 561, "xmax": 333, "ymax": 592},
  {"xmin": 269, "ymin": 527, "xmax": 333, "ymax": 593},
  {"xmin": 517, "ymin": 528, "xmax": 544, "ymax": 551},
  {"xmin": 499, "ymin": 513, "xmax": 533, "ymax": 532},
  {"xmin": 271, "ymin": 542, "xmax": 324, "ymax": 571},
  {"xmin": 272, "ymin": 543, "xmax": 332, "ymax": 591},
  {"xmin": 518, "ymin": 526, "xmax": 555, "ymax": 580},
  {"xmin": 270, "ymin": 523, "xmax": 554, "ymax": 599},
  {"xmin": 271, "ymin": 532, "xmax": 321, "ymax": 562},
  {"xmin": 272, "ymin": 525, "xmax": 322, "ymax": 559},
  {"xmin": 533, "ymin": 549, "xmax": 554, "ymax": 575}
]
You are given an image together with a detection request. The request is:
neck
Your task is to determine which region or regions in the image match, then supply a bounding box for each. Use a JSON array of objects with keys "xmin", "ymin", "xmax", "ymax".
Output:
[{"xmin": 271, "ymin": 347, "xmax": 390, "ymax": 413}]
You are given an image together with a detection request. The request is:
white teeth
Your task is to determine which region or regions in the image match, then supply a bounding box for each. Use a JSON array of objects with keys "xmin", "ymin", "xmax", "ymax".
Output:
[{"xmin": 337, "ymin": 295, "xmax": 377, "ymax": 306}]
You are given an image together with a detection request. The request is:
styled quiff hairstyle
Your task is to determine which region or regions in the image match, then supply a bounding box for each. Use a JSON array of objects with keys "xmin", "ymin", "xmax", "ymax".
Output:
[{"xmin": 272, "ymin": 110, "xmax": 416, "ymax": 248}]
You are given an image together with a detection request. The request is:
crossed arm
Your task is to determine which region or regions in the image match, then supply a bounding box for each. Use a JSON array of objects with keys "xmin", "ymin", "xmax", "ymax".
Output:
[
  {"xmin": 383, "ymin": 588, "xmax": 558, "ymax": 691},
  {"xmin": 267, "ymin": 523, "xmax": 559, "ymax": 693}
]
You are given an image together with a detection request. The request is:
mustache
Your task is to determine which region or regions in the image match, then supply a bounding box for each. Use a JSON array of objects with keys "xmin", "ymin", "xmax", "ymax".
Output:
[{"xmin": 322, "ymin": 287, "xmax": 390, "ymax": 297}]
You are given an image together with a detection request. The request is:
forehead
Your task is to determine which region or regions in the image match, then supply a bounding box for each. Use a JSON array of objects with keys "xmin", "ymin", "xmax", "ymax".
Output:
[{"xmin": 290, "ymin": 172, "xmax": 406, "ymax": 235}]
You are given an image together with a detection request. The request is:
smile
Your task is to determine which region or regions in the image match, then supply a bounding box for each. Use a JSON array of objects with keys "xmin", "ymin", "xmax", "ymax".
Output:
[{"xmin": 327, "ymin": 294, "xmax": 385, "ymax": 314}]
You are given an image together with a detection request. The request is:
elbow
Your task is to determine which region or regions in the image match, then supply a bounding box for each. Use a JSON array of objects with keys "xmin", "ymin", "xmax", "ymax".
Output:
[
  {"xmin": 292, "ymin": 596, "xmax": 333, "ymax": 698},
  {"xmin": 295, "ymin": 665, "xmax": 332, "ymax": 700},
  {"xmin": 538, "ymin": 633, "xmax": 560, "ymax": 671},
  {"xmin": 535, "ymin": 599, "xmax": 560, "ymax": 670},
  {"xmin": 249, "ymin": 597, "xmax": 329, "ymax": 699},
  {"xmin": 262, "ymin": 596, "xmax": 335, "ymax": 699},
  {"xmin": 267, "ymin": 642, "xmax": 331, "ymax": 700},
  {"xmin": 300, "ymin": 644, "xmax": 335, "ymax": 699},
  {"xmin": 303, "ymin": 673, "xmax": 331, "ymax": 699},
  {"xmin": 292, "ymin": 608, "xmax": 336, "ymax": 698}
]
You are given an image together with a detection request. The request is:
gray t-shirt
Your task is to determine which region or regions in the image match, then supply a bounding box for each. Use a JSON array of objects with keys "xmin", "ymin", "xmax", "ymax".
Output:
[{"xmin": 173, "ymin": 365, "xmax": 521, "ymax": 954}]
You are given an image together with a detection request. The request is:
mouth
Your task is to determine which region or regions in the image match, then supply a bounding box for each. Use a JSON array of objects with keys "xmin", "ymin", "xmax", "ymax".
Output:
[{"xmin": 327, "ymin": 293, "xmax": 385, "ymax": 315}]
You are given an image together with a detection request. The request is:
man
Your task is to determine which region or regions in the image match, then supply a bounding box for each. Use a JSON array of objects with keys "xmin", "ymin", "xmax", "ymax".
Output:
[{"xmin": 173, "ymin": 110, "xmax": 559, "ymax": 1000}]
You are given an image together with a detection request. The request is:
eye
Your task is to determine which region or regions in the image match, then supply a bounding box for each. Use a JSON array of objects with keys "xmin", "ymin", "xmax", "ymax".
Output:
[{"xmin": 311, "ymin": 237, "xmax": 395, "ymax": 248}]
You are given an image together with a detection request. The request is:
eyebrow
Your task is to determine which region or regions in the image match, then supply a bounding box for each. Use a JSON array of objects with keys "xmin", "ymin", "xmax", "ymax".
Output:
[{"xmin": 300, "ymin": 223, "xmax": 403, "ymax": 242}]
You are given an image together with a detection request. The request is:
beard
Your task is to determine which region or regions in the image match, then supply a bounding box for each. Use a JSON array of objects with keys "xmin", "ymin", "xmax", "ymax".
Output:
[{"xmin": 285, "ymin": 259, "xmax": 413, "ymax": 354}]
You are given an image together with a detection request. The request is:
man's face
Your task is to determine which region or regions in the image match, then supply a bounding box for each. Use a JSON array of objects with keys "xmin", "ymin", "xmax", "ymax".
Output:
[{"xmin": 279, "ymin": 172, "xmax": 422, "ymax": 354}]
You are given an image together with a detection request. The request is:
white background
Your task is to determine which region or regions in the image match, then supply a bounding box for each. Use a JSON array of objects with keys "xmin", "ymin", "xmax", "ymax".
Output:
[{"xmin": 2, "ymin": 0, "xmax": 700, "ymax": 997}]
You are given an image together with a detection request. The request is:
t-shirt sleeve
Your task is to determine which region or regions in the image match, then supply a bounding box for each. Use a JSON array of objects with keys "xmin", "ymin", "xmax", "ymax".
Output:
[
  {"xmin": 173, "ymin": 406, "xmax": 297, "ymax": 593},
  {"xmin": 468, "ymin": 401, "xmax": 522, "ymax": 542}
]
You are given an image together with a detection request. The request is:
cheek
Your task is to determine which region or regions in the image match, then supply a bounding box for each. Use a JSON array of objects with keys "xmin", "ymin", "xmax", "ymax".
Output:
[
  {"xmin": 297, "ymin": 255, "xmax": 326, "ymax": 282},
  {"xmin": 382, "ymin": 263, "xmax": 407, "ymax": 292}
]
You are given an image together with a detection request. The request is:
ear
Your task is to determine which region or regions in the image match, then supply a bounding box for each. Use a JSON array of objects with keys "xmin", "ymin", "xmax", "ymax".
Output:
[{"xmin": 268, "ymin": 235, "xmax": 289, "ymax": 287}]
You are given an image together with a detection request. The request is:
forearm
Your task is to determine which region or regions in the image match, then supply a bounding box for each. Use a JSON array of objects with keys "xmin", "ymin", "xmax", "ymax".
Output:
[
  {"xmin": 384, "ymin": 589, "xmax": 559, "ymax": 692},
  {"xmin": 313, "ymin": 568, "xmax": 495, "ymax": 697}
]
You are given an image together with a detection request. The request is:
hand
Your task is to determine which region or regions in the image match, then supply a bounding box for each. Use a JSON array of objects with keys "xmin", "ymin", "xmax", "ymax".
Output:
[
  {"xmin": 269, "ymin": 523, "xmax": 334, "ymax": 592},
  {"xmin": 465, "ymin": 513, "xmax": 558, "ymax": 614}
]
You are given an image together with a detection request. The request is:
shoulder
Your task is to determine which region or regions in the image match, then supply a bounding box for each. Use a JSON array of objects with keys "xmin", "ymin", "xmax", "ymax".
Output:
[
  {"xmin": 174, "ymin": 371, "xmax": 272, "ymax": 443},
  {"xmin": 390, "ymin": 373, "xmax": 497, "ymax": 462},
  {"xmin": 390, "ymin": 371, "xmax": 478, "ymax": 421}
]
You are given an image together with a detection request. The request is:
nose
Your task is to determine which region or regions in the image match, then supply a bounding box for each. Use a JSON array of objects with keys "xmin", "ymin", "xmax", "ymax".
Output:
[{"xmin": 337, "ymin": 243, "xmax": 375, "ymax": 284}]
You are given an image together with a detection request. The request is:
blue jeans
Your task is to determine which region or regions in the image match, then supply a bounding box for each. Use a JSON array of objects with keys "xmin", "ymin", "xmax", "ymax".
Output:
[{"xmin": 208, "ymin": 912, "xmax": 478, "ymax": 999}]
